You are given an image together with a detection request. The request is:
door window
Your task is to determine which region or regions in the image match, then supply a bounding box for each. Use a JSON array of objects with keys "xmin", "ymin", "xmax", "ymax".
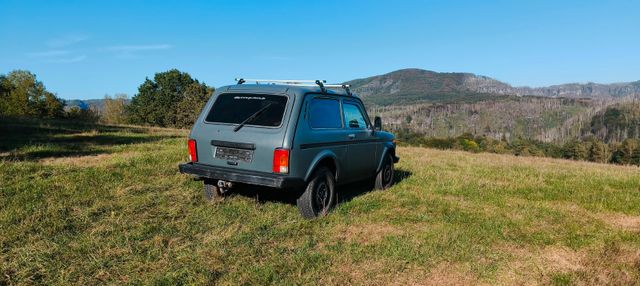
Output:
[
  {"xmin": 309, "ymin": 98, "xmax": 342, "ymax": 129},
  {"xmin": 343, "ymin": 102, "xmax": 368, "ymax": 129}
]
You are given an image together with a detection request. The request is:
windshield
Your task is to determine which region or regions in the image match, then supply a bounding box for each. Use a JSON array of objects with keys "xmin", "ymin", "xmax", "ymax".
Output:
[{"xmin": 205, "ymin": 93, "xmax": 288, "ymax": 127}]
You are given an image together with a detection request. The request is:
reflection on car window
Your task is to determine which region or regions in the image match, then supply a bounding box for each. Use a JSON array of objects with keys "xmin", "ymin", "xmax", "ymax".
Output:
[
  {"xmin": 343, "ymin": 102, "xmax": 367, "ymax": 129},
  {"xmin": 309, "ymin": 98, "xmax": 342, "ymax": 128}
]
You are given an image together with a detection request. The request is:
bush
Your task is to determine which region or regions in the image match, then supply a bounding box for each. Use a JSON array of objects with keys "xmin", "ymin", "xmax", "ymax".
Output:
[
  {"xmin": 102, "ymin": 94, "xmax": 128, "ymax": 124},
  {"xmin": 65, "ymin": 106, "xmax": 100, "ymax": 123}
]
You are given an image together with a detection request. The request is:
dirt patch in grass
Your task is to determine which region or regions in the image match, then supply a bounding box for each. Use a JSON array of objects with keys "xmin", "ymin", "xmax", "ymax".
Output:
[
  {"xmin": 543, "ymin": 201, "xmax": 640, "ymax": 232},
  {"xmin": 541, "ymin": 246, "xmax": 583, "ymax": 272},
  {"xmin": 40, "ymin": 151, "xmax": 139, "ymax": 167},
  {"xmin": 332, "ymin": 259, "xmax": 478, "ymax": 286},
  {"xmin": 568, "ymin": 242, "xmax": 640, "ymax": 285},
  {"xmin": 333, "ymin": 222, "xmax": 403, "ymax": 245},
  {"xmin": 597, "ymin": 213, "xmax": 640, "ymax": 232},
  {"xmin": 422, "ymin": 263, "xmax": 483, "ymax": 286},
  {"xmin": 495, "ymin": 242, "xmax": 640, "ymax": 285},
  {"xmin": 494, "ymin": 244, "xmax": 584, "ymax": 284}
]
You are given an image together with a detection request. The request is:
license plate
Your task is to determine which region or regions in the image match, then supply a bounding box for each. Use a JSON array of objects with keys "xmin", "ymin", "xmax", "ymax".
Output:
[{"xmin": 214, "ymin": 147, "xmax": 253, "ymax": 163}]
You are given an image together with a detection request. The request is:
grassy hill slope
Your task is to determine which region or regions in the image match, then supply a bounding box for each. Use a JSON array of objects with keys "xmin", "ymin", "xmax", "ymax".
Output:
[{"xmin": 1, "ymin": 119, "xmax": 639, "ymax": 285}]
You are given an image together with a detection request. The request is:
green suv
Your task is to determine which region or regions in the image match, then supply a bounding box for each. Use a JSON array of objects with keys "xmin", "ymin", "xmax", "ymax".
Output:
[{"xmin": 179, "ymin": 79, "xmax": 399, "ymax": 218}]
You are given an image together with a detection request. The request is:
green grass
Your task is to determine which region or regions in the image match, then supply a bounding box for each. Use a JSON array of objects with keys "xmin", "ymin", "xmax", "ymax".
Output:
[{"xmin": 1, "ymin": 118, "xmax": 640, "ymax": 285}]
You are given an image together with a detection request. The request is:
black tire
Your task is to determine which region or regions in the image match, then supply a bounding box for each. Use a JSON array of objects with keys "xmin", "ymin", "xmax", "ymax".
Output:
[
  {"xmin": 297, "ymin": 167, "xmax": 336, "ymax": 219},
  {"xmin": 374, "ymin": 153, "xmax": 395, "ymax": 190},
  {"xmin": 203, "ymin": 179, "xmax": 224, "ymax": 202}
]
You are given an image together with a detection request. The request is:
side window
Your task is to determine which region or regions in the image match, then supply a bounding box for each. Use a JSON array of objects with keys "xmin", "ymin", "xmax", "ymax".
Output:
[
  {"xmin": 309, "ymin": 98, "xmax": 342, "ymax": 129},
  {"xmin": 343, "ymin": 102, "xmax": 368, "ymax": 129}
]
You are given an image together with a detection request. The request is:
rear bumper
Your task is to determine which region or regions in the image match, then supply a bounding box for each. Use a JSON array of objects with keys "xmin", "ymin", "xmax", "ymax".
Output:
[
  {"xmin": 393, "ymin": 155, "xmax": 400, "ymax": 163},
  {"xmin": 178, "ymin": 162, "xmax": 305, "ymax": 189}
]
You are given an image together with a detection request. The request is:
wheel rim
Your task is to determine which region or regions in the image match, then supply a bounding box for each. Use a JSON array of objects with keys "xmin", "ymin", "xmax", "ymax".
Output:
[
  {"xmin": 313, "ymin": 180, "xmax": 330, "ymax": 214},
  {"xmin": 383, "ymin": 158, "xmax": 393, "ymax": 185}
]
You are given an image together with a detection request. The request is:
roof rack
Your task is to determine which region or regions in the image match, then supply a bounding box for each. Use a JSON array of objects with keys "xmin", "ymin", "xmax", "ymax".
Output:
[{"xmin": 234, "ymin": 78, "xmax": 352, "ymax": 96}]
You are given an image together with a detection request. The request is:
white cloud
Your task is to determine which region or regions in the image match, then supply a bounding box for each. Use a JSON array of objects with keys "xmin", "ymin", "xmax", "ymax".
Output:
[
  {"xmin": 104, "ymin": 44, "xmax": 173, "ymax": 58},
  {"xmin": 46, "ymin": 34, "xmax": 89, "ymax": 48},
  {"xmin": 45, "ymin": 55, "xmax": 87, "ymax": 63},
  {"xmin": 27, "ymin": 50, "xmax": 71, "ymax": 58},
  {"xmin": 25, "ymin": 50, "xmax": 85, "ymax": 64},
  {"xmin": 106, "ymin": 44, "xmax": 173, "ymax": 52}
]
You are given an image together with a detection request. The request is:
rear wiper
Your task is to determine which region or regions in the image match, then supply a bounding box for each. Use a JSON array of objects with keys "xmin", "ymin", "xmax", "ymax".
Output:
[{"xmin": 233, "ymin": 103, "xmax": 273, "ymax": 132}]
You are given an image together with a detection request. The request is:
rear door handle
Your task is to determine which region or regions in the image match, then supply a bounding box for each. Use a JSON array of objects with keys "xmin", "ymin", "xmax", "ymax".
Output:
[{"xmin": 347, "ymin": 134, "xmax": 356, "ymax": 139}]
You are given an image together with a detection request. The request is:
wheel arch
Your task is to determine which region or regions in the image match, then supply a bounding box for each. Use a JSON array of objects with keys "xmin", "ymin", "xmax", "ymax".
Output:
[
  {"xmin": 304, "ymin": 151, "xmax": 340, "ymax": 182},
  {"xmin": 376, "ymin": 144, "xmax": 396, "ymax": 172}
]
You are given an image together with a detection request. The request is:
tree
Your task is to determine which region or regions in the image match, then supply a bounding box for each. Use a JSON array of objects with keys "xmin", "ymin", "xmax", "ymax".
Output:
[
  {"xmin": 126, "ymin": 69, "xmax": 213, "ymax": 128},
  {"xmin": 631, "ymin": 141, "xmax": 640, "ymax": 166},
  {"xmin": 102, "ymin": 94, "xmax": 128, "ymax": 124},
  {"xmin": 588, "ymin": 140, "xmax": 610, "ymax": 163},
  {"xmin": 175, "ymin": 82, "xmax": 213, "ymax": 128},
  {"xmin": 611, "ymin": 139, "xmax": 638, "ymax": 165},
  {"xmin": 563, "ymin": 140, "xmax": 589, "ymax": 160},
  {"xmin": 0, "ymin": 70, "xmax": 64, "ymax": 118}
]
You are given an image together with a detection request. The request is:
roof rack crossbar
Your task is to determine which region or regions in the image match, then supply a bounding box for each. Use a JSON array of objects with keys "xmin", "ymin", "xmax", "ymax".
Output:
[
  {"xmin": 234, "ymin": 78, "xmax": 353, "ymax": 95},
  {"xmin": 235, "ymin": 78, "xmax": 326, "ymax": 85}
]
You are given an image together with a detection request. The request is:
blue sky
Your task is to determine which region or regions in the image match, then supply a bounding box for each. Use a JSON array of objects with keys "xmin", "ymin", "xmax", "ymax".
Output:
[{"xmin": 1, "ymin": 0, "xmax": 639, "ymax": 100}]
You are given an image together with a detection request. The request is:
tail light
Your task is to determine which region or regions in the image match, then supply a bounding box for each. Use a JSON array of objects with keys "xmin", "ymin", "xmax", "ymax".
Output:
[
  {"xmin": 188, "ymin": 139, "xmax": 198, "ymax": 162},
  {"xmin": 272, "ymin": 148, "xmax": 289, "ymax": 173}
]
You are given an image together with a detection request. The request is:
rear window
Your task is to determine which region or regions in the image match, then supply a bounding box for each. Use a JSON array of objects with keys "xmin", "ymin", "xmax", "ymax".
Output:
[
  {"xmin": 205, "ymin": 94, "xmax": 288, "ymax": 127},
  {"xmin": 309, "ymin": 98, "xmax": 342, "ymax": 129}
]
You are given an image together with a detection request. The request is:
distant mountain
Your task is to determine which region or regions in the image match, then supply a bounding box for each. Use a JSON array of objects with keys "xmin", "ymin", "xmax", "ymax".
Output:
[
  {"xmin": 346, "ymin": 68, "xmax": 640, "ymax": 105},
  {"xmin": 513, "ymin": 81, "xmax": 640, "ymax": 99},
  {"xmin": 64, "ymin": 99, "xmax": 128, "ymax": 112},
  {"xmin": 345, "ymin": 69, "xmax": 510, "ymax": 105}
]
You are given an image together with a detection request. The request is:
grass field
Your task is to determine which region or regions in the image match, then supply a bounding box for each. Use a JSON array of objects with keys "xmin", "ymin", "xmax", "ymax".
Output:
[{"xmin": 1, "ymin": 118, "xmax": 640, "ymax": 285}]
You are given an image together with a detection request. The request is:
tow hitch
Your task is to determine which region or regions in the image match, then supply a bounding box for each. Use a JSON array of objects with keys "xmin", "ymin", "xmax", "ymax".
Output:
[{"xmin": 217, "ymin": 180, "xmax": 233, "ymax": 194}]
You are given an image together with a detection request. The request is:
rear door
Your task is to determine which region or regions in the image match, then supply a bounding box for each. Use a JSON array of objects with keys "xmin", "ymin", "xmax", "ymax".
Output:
[
  {"xmin": 190, "ymin": 92, "xmax": 292, "ymax": 173},
  {"xmin": 342, "ymin": 99, "xmax": 377, "ymax": 180},
  {"xmin": 293, "ymin": 95, "xmax": 348, "ymax": 181}
]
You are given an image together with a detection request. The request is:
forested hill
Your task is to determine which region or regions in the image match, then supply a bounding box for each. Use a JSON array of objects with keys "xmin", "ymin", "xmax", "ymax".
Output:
[
  {"xmin": 346, "ymin": 68, "xmax": 640, "ymax": 105},
  {"xmin": 585, "ymin": 102, "xmax": 640, "ymax": 143}
]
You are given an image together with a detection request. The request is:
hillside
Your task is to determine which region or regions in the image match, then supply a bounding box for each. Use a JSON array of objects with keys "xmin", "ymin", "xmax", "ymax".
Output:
[
  {"xmin": 345, "ymin": 69, "xmax": 511, "ymax": 105},
  {"xmin": 347, "ymin": 68, "xmax": 640, "ymax": 105},
  {"xmin": 352, "ymin": 69, "xmax": 640, "ymax": 143},
  {"xmin": 585, "ymin": 101, "xmax": 640, "ymax": 143},
  {"xmin": 369, "ymin": 97, "xmax": 602, "ymax": 142},
  {"xmin": 1, "ymin": 118, "xmax": 639, "ymax": 285}
]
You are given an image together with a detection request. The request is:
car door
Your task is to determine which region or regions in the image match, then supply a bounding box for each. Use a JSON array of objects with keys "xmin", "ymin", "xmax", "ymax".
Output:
[
  {"xmin": 294, "ymin": 95, "xmax": 348, "ymax": 181},
  {"xmin": 342, "ymin": 99, "xmax": 377, "ymax": 181}
]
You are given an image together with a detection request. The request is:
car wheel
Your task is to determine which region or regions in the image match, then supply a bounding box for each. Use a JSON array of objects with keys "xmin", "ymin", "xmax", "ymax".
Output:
[
  {"xmin": 297, "ymin": 167, "xmax": 336, "ymax": 219},
  {"xmin": 203, "ymin": 179, "xmax": 224, "ymax": 202},
  {"xmin": 374, "ymin": 153, "xmax": 395, "ymax": 190}
]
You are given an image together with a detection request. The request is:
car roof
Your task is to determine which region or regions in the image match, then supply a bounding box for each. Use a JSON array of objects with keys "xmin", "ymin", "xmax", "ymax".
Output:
[{"xmin": 220, "ymin": 84, "xmax": 359, "ymax": 98}]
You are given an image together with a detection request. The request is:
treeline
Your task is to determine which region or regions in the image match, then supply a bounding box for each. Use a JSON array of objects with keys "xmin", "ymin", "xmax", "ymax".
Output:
[
  {"xmin": 0, "ymin": 70, "xmax": 65, "ymax": 118},
  {"xmin": 396, "ymin": 129, "xmax": 640, "ymax": 166},
  {"xmin": 0, "ymin": 69, "xmax": 214, "ymax": 129}
]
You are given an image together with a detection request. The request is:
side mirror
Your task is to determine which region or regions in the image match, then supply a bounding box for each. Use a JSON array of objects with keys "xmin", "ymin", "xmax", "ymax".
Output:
[{"xmin": 374, "ymin": 116, "xmax": 382, "ymax": 131}]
